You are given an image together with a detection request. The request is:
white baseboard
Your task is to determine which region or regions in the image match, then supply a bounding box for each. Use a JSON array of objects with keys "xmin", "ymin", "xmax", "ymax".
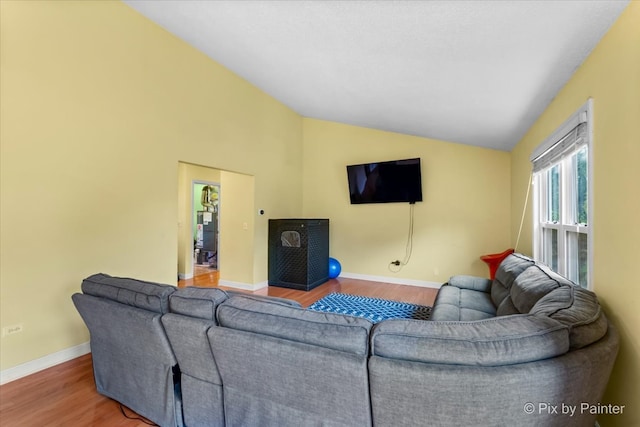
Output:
[
  {"xmin": 0, "ymin": 341, "xmax": 90, "ymax": 385},
  {"xmin": 253, "ymin": 280, "xmax": 268, "ymax": 290},
  {"xmin": 178, "ymin": 272, "xmax": 194, "ymax": 280},
  {"xmin": 219, "ymin": 279, "xmax": 268, "ymax": 291},
  {"xmin": 340, "ymin": 272, "xmax": 442, "ymax": 289}
]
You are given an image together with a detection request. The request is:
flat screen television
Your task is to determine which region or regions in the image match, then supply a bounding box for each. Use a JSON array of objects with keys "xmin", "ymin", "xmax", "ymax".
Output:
[{"xmin": 346, "ymin": 158, "xmax": 423, "ymax": 204}]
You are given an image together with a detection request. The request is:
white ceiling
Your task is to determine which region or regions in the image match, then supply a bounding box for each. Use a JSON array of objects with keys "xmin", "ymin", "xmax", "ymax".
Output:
[{"xmin": 123, "ymin": 0, "xmax": 628, "ymax": 151}]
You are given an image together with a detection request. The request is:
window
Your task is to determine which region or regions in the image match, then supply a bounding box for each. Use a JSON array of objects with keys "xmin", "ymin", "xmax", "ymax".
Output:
[{"xmin": 531, "ymin": 100, "xmax": 592, "ymax": 288}]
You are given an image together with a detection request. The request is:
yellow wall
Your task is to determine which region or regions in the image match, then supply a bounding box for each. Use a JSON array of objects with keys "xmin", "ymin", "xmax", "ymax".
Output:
[
  {"xmin": 510, "ymin": 3, "xmax": 640, "ymax": 426},
  {"xmin": 0, "ymin": 1, "xmax": 302, "ymax": 370},
  {"xmin": 302, "ymin": 119, "xmax": 512, "ymax": 282},
  {"xmin": 219, "ymin": 171, "xmax": 256, "ymax": 286}
]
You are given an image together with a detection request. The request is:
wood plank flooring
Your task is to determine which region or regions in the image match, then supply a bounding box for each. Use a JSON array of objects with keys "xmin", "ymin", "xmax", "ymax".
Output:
[
  {"xmin": 0, "ymin": 278, "xmax": 438, "ymax": 426},
  {"xmin": 0, "ymin": 354, "xmax": 151, "ymax": 426},
  {"xmin": 180, "ymin": 275, "xmax": 438, "ymax": 308}
]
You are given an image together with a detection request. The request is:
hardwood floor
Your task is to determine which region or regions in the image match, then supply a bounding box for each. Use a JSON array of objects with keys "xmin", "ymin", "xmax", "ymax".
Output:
[
  {"xmin": 0, "ymin": 354, "xmax": 152, "ymax": 427},
  {"xmin": 179, "ymin": 275, "xmax": 438, "ymax": 308},
  {"xmin": 180, "ymin": 269, "xmax": 220, "ymax": 288},
  {"xmin": 0, "ymin": 278, "xmax": 438, "ymax": 426}
]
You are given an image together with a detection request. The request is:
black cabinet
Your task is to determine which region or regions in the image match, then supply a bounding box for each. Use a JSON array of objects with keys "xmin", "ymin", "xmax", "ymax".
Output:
[
  {"xmin": 268, "ymin": 219, "xmax": 329, "ymax": 291},
  {"xmin": 196, "ymin": 211, "xmax": 217, "ymax": 266}
]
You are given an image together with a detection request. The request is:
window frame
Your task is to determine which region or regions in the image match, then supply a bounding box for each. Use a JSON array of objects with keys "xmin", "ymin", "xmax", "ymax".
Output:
[{"xmin": 531, "ymin": 99, "xmax": 593, "ymax": 289}]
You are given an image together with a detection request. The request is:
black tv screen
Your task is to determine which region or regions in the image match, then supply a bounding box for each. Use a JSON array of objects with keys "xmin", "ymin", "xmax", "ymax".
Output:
[{"xmin": 346, "ymin": 158, "xmax": 423, "ymax": 204}]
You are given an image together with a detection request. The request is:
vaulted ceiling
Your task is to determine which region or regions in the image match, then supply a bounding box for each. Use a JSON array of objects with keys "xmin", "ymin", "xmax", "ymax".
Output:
[{"xmin": 124, "ymin": 1, "xmax": 629, "ymax": 151}]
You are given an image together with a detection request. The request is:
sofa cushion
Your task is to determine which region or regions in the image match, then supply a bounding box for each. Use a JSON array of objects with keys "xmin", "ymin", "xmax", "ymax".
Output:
[
  {"xmin": 81, "ymin": 273, "xmax": 174, "ymax": 314},
  {"xmin": 430, "ymin": 285, "xmax": 496, "ymax": 321},
  {"xmin": 448, "ymin": 275, "xmax": 492, "ymax": 292},
  {"xmin": 531, "ymin": 284, "xmax": 608, "ymax": 349},
  {"xmin": 169, "ymin": 287, "xmax": 229, "ymax": 321},
  {"xmin": 371, "ymin": 315, "xmax": 569, "ymax": 366},
  {"xmin": 216, "ymin": 295, "xmax": 372, "ymax": 355},
  {"xmin": 508, "ymin": 263, "xmax": 573, "ymax": 314},
  {"xmin": 491, "ymin": 253, "xmax": 536, "ymax": 312}
]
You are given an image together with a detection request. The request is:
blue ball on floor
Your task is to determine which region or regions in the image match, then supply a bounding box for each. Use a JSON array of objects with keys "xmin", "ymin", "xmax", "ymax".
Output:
[{"xmin": 328, "ymin": 257, "xmax": 341, "ymax": 279}]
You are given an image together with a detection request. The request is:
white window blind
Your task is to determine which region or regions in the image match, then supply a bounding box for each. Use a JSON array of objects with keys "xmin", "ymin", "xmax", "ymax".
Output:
[{"xmin": 531, "ymin": 116, "xmax": 588, "ymax": 172}]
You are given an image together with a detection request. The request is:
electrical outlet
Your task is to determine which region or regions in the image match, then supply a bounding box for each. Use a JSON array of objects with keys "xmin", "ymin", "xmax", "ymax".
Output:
[{"xmin": 2, "ymin": 324, "xmax": 23, "ymax": 336}]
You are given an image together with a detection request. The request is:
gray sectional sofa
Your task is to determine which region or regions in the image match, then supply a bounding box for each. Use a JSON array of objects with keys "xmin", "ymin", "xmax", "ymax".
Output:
[{"xmin": 72, "ymin": 253, "xmax": 618, "ymax": 427}]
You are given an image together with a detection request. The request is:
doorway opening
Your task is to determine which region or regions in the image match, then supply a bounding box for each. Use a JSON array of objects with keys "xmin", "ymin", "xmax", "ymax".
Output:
[
  {"xmin": 178, "ymin": 161, "xmax": 256, "ymax": 288},
  {"xmin": 192, "ymin": 181, "xmax": 220, "ymax": 279}
]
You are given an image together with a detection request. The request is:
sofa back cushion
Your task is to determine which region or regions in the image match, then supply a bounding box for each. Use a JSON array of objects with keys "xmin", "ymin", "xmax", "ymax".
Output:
[
  {"xmin": 531, "ymin": 284, "xmax": 608, "ymax": 348},
  {"xmin": 169, "ymin": 286, "xmax": 229, "ymax": 321},
  {"xmin": 371, "ymin": 315, "xmax": 569, "ymax": 366},
  {"xmin": 507, "ymin": 263, "xmax": 573, "ymax": 314},
  {"xmin": 491, "ymin": 253, "xmax": 536, "ymax": 313},
  {"xmin": 216, "ymin": 295, "xmax": 372, "ymax": 355},
  {"xmin": 81, "ymin": 273, "xmax": 174, "ymax": 314}
]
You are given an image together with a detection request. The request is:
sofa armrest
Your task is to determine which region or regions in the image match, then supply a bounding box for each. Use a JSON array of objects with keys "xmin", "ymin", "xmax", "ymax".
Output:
[{"xmin": 448, "ymin": 275, "xmax": 492, "ymax": 293}]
